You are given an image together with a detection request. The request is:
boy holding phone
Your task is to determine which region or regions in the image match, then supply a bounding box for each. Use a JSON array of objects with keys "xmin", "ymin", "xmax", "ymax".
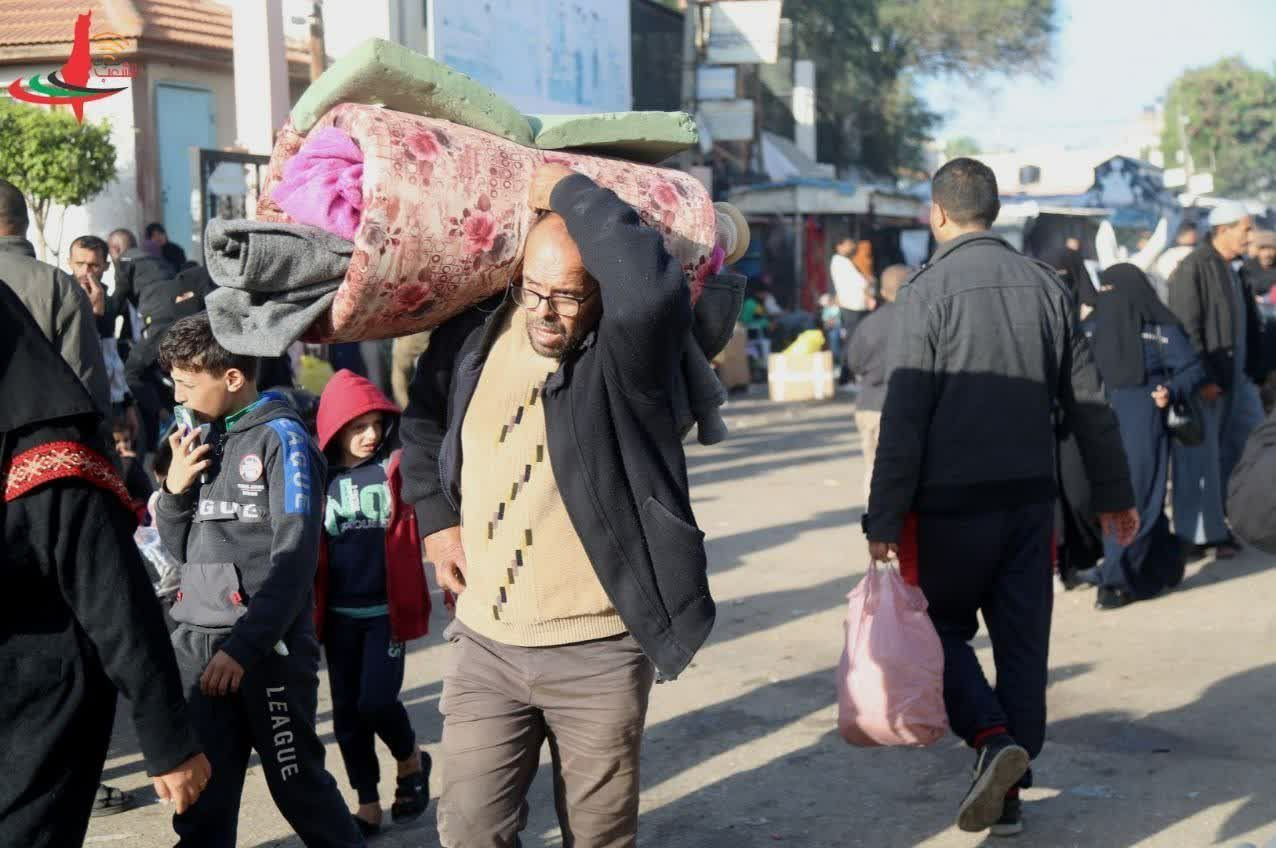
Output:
[{"xmin": 155, "ymin": 314, "xmax": 363, "ymax": 847}]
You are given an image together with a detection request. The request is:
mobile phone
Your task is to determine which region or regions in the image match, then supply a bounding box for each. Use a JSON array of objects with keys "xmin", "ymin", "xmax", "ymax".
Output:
[
  {"xmin": 173, "ymin": 405, "xmax": 212, "ymax": 484},
  {"xmin": 174, "ymin": 406, "xmax": 211, "ymax": 444}
]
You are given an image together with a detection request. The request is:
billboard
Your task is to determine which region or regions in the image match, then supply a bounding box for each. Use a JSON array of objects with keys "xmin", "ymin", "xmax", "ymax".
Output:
[
  {"xmin": 706, "ymin": 0, "xmax": 782, "ymax": 65},
  {"xmin": 429, "ymin": 0, "xmax": 632, "ymax": 114}
]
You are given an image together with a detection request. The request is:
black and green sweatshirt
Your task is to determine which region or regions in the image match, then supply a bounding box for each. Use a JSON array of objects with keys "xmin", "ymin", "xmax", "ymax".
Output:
[{"xmin": 156, "ymin": 392, "xmax": 326, "ymax": 668}]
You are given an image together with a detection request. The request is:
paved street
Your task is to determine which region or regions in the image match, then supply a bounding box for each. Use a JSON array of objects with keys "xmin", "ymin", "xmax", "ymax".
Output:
[{"xmin": 88, "ymin": 394, "xmax": 1276, "ymax": 848}]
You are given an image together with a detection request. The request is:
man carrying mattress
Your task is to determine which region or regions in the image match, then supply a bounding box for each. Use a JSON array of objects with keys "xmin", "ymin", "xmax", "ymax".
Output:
[{"xmin": 403, "ymin": 164, "xmax": 714, "ymax": 847}]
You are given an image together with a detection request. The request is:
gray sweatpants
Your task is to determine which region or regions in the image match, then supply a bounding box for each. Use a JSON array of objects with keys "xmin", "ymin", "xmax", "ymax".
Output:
[{"xmin": 438, "ymin": 621, "xmax": 655, "ymax": 848}]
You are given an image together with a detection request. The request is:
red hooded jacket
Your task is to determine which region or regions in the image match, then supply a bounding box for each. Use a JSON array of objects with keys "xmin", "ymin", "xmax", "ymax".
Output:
[{"xmin": 315, "ymin": 369, "xmax": 433, "ymax": 642}]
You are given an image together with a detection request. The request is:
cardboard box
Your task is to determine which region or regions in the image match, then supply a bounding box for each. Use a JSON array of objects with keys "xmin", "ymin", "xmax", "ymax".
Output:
[
  {"xmin": 767, "ymin": 351, "xmax": 835, "ymax": 402},
  {"xmin": 714, "ymin": 324, "xmax": 751, "ymax": 390}
]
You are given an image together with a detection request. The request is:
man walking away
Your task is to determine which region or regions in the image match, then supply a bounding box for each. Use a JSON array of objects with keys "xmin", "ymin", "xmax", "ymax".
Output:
[
  {"xmin": 864, "ymin": 158, "xmax": 1137, "ymax": 837},
  {"xmin": 403, "ymin": 165, "xmax": 719, "ymax": 847},
  {"xmin": 0, "ymin": 179, "xmax": 109, "ymax": 413},
  {"xmin": 830, "ymin": 236, "xmax": 871, "ymax": 381},
  {"xmin": 1169, "ymin": 202, "xmax": 1267, "ymax": 558},
  {"xmin": 846, "ymin": 264, "xmax": 910, "ymax": 502}
]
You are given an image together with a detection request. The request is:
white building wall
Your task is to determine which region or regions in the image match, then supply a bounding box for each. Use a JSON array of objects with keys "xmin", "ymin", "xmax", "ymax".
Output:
[{"xmin": 283, "ymin": 0, "xmax": 429, "ymax": 63}]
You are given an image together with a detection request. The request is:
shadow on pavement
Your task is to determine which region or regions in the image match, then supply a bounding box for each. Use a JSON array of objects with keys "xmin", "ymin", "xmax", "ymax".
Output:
[
  {"xmin": 690, "ymin": 447, "xmax": 855, "ymax": 488},
  {"xmin": 1047, "ymin": 662, "xmax": 1276, "ymax": 845},
  {"xmin": 706, "ymin": 506, "xmax": 863, "ymax": 579},
  {"xmin": 709, "ymin": 575, "xmax": 853, "ymax": 651}
]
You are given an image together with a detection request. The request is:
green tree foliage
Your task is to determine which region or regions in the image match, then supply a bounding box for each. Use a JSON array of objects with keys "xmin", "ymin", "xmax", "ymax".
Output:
[
  {"xmin": 1160, "ymin": 58, "xmax": 1276, "ymax": 200},
  {"xmin": 0, "ymin": 101, "xmax": 117, "ymax": 261},
  {"xmin": 782, "ymin": 0, "xmax": 1056, "ymax": 177}
]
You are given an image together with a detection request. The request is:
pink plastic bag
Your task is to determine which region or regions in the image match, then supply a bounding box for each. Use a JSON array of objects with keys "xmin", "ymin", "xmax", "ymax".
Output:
[{"xmin": 837, "ymin": 560, "xmax": 948, "ymax": 747}]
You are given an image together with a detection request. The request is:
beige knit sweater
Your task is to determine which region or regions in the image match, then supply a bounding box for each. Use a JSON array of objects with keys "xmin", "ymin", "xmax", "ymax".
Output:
[{"xmin": 456, "ymin": 308, "xmax": 626, "ymax": 646}]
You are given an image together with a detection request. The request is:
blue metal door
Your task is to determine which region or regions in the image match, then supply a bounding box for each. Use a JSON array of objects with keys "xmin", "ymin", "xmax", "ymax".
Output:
[{"xmin": 155, "ymin": 84, "xmax": 215, "ymax": 255}]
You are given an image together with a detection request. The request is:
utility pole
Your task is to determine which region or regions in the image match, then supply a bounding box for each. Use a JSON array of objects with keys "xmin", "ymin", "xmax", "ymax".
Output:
[
  {"xmin": 678, "ymin": 0, "xmax": 706, "ymax": 170},
  {"xmin": 1176, "ymin": 111, "xmax": 1194, "ymax": 178},
  {"xmin": 308, "ymin": 1, "xmax": 326, "ymax": 82},
  {"xmin": 679, "ymin": 0, "xmax": 700, "ymax": 116}
]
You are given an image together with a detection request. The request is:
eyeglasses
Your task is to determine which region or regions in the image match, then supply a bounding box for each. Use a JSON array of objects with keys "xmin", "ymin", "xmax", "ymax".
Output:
[{"xmin": 509, "ymin": 284, "xmax": 597, "ymax": 318}]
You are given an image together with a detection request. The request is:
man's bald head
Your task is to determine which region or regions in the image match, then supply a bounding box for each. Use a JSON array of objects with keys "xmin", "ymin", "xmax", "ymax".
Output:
[
  {"xmin": 0, "ymin": 179, "xmax": 28, "ymax": 236},
  {"xmin": 525, "ymin": 214, "xmax": 588, "ymax": 282},
  {"xmin": 878, "ymin": 264, "xmax": 912, "ymax": 303},
  {"xmin": 517, "ymin": 213, "xmax": 601, "ymax": 359},
  {"xmin": 108, "ymin": 228, "xmax": 137, "ymax": 259}
]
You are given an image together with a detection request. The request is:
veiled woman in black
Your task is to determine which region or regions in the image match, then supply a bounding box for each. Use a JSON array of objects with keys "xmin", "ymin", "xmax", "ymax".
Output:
[{"xmin": 1078, "ymin": 263, "xmax": 1205, "ymax": 608}]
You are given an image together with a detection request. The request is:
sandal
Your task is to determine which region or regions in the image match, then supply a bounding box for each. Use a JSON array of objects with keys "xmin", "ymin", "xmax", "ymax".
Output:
[
  {"xmin": 90, "ymin": 784, "xmax": 136, "ymax": 818},
  {"xmin": 351, "ymin": 813, "xmax": 382, "ymax": 839},
  {"xmin": 390, "ymin": 750, "xmax": 432, "ymax": 823}
]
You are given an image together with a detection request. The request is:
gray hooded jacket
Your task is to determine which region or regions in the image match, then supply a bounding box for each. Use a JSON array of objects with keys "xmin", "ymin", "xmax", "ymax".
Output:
[{"xmin": 155, "ymin": 393, "xmax": 326, "ymax": 668}]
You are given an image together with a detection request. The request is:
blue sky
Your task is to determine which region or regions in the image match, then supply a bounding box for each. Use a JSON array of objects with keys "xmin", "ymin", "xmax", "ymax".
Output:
[{"xmin": 919, "ymin": 0, "xmax": 1276, "ymax": 151}]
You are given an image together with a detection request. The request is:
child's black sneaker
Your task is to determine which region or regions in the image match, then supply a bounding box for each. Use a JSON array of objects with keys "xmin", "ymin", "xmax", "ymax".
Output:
[{"xmin": 390, "ymin": 749, "xmax": 432, "ymax": 823}]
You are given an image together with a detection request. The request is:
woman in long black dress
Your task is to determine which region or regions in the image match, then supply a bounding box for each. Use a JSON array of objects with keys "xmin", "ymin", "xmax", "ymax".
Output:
[
  {"xmin": 1041, "ymin": 245, "xmax": 1104, "ymax": 588},
  {"xmin": 1079, "ymin": 263, "xmax": 1205, "ymax": 608}
]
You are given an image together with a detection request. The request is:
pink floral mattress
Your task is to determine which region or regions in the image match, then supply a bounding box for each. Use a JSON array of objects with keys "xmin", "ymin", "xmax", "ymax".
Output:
[{"xmin": 256, "ymin": 104, "xmax": 719, "ymax": 343}]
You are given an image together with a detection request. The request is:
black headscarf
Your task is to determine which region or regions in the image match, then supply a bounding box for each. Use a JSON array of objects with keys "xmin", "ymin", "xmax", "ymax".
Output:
[
  {"xmin": 0, "ymin": 280, "xmax": 98, "ymax": 439},
  {"xmin": 1042, "ymin": 245, "xmax": 1099, "ymax": 307},
  {"xmin": 1091, "ymin": 263, "xmax": 1182, "ymax": 388}
]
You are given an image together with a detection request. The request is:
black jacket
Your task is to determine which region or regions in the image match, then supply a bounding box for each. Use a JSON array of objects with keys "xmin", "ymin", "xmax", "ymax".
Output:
[
  {"xmin": 846, "ymin": 301, "xmax": 896, "ymax": 412},
  {"xmin": 402, "ymin": 174, "xmax": 711, "ymax": 680},
  {"xmin": 1, "ymin": 281, "xmax": 198, "ymax": 845},
  {"xmin": 156, "ymin": 395, "xmax": 326, "ymax": 669},
  {"xmin": 865, "ymin": 232, "xmax": 1134, "ymax": 543},
  {"xmin": 1168, "ymin": 243, "xmax": 1266, "ymax": 388},
  {"xmin": 1227, "ymin": 404, "xmax": 1276, "ymax": 554},
  {"xmin": 110, "ymin": 246, "xmax": 177, "ymax": 331}
]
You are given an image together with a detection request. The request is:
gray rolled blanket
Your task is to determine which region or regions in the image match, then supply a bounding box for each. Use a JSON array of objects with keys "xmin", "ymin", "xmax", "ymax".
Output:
[{"xmin": 203, "ymin": 218, "xmax": 353, "ymax": 356}]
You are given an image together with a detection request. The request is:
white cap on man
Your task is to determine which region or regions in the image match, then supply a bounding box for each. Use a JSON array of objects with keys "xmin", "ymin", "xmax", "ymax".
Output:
[{"xmin": 1208, "ymin": 200, "xmax": 1249, "ymax": 228}]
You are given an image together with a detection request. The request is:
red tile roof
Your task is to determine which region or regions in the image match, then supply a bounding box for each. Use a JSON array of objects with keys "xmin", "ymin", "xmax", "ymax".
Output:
[
  {"xmin": 0, "ymin": 0, "xmax": 308, "ymax": 63},
  {"xmin": 0, "ymin": 0, "xmax": 126, "ymax": 49}
]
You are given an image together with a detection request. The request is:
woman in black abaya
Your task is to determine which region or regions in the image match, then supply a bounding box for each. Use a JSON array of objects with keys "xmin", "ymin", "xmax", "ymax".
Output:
[
  {"xmin": 1078, "ymin": 263, "xmax": 1205, "ymax": 608},
  {"xmin": 1041, "ymin": 245, "xmax": 1104, "ymax": 588}
]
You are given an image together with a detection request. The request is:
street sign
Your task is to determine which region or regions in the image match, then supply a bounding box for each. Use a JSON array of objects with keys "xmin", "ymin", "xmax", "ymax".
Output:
[
  {"xmin": 706, "ymin": 0, "xmax": 782, "ymax": 64},
  {"xmin": 696, "ymin": 66, "xmax": 737, "ymax": 100},
  {"xmin": 699, "ymin": 98, "xmax": 755, "ymax": 142}
]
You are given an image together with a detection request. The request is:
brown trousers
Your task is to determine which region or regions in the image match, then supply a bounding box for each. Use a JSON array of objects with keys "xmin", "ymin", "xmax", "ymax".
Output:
[
  {"xmin": 855, "ymin": 409, "xmax": 882, "ymax": 503},
  {"xmin": 438, "ymin": 620, "xmax": 655, "ymax": 848}
]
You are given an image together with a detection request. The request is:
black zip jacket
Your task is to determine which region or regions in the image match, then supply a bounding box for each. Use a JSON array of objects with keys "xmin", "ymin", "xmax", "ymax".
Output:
[
  {"xmin": 865, "ymin": 232, "xmax": 1134, "ymax": 543},
  {"xmin": 401, "ymin": 174, "xmax": 712, "ymax": 680},
  {"xmin": 156, "ymin": 394, "xmax": 326, "ymax": 669},
  {"xmin": 1168, "ymin": 243, "xmax": 1266, "ymax": 389}
]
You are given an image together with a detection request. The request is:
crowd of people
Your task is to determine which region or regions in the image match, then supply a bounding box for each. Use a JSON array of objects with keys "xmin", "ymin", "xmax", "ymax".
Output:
[{"xmin": 2, "ymin": 147, "xmax": 1276, "ymax": 848}]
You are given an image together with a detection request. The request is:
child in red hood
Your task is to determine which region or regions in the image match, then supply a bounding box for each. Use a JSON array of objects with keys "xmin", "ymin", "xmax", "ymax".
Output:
[{"xmin": 316, "ymin": 369, "xmax": 440, "ymax": 836}]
